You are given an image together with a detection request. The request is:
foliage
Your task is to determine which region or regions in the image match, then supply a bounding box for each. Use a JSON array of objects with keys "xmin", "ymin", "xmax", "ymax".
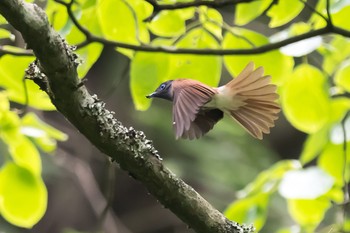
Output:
[{"xmin": 0, "ymin": 0, "xmax": 350, "ymax": 231}]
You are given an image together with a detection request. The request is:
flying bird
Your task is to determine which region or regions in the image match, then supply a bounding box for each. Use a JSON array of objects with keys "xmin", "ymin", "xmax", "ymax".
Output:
[{"xmin": 146, "ymin": 62, "xmax": 280, "ymax": 140}]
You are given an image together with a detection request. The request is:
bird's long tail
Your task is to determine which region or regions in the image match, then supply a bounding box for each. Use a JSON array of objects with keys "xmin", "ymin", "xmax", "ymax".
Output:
[{"xmin": 225, "ymin": 62, "xmax": 280, "ymax": 139}]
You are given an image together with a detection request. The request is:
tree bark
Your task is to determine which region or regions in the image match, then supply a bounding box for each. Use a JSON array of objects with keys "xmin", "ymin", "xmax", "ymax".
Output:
[{"xmin": 0, "ymin": 1, "xmax": 254, "ymax": 232}]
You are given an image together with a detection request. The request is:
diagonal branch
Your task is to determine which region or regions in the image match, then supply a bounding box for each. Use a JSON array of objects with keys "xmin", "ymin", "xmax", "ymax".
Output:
[{"xmin": 0, "ymin": 1, "xmax": 254, "ymax": 233}]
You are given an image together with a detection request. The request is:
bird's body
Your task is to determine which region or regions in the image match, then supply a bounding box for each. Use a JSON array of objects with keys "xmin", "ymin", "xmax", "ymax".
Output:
[{"xmin": 146, "ymin": 62, "xmax": 280, "ymax": 140}]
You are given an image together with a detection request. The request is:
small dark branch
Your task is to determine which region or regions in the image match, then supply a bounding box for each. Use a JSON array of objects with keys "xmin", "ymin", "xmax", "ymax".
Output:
[
  {"xmin": 87, "ymin": 26, "xmax": 343, "ymax": 55},
  {"xmin": 299, "ymin": 0, "xmax": 329, "ymax": 23},
  {"xmin": 145, "ymin": 0, "xmax": 257, "ymax": 10},
  {"xmin": 326, "ymin": 0, "xmax": 333, "ymax": 26},
  {"xmin": 261, "ymin": 0, "xmax": 278, "ymax": 16},
  {"xmin": 54, "ymin": 0, "xmax": 92, "ymax": 39},
  {"xmin": 332, "ymin": 92, "xmax": 350, "ymax": 99},
  {"xmin": 0, "ymin": 46, "xmax": 33, "ymax": 57}
]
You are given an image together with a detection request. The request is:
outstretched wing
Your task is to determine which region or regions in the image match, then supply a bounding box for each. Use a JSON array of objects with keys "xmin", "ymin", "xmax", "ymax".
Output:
[
  {"xmin": 172, "ymin": 79, "xmax": 217, "ymax": 139},
  {"xmin": 180, "ymin": 109, "xmax": 224, "ymax": 140}
]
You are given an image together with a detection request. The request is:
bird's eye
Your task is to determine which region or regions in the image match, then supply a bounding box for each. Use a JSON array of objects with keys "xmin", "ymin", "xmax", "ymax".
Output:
[{"xmin": 160, "ymin": 84, "xmax": 166, "ymax": 90}]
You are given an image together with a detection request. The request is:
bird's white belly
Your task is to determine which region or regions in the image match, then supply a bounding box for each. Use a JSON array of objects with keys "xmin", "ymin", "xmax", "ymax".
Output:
[{"xmin": 204, "ymin": 86, "xmax": 243, "ymax": 110}]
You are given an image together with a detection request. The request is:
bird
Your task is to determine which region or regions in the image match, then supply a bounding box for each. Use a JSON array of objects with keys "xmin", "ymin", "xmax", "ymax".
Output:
[{"xmin": 146, "ymin": 62, "xmax": 280, "ymax": 140}]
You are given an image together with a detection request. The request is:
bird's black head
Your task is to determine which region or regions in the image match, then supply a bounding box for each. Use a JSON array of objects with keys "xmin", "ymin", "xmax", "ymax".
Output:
[{"xmin": 146, "ymin": 80, "xmax": 174, "ymax": 101}]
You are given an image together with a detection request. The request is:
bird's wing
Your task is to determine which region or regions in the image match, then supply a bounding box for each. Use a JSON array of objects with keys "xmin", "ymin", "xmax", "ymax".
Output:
[
  {"xmin": 181, "ymin": 109, "xmax": 223, "ymax": 140},
  {"xmin": 172, "ymin": 79, "xmax": 216, "ymax": 139}
]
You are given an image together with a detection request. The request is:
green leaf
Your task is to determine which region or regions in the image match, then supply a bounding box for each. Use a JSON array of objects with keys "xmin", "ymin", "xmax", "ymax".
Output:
[
  {"xmin": 300, "ymin": 126, "xmax": 329, "ymax": 164},
  {"xmin": 0, "ymin": 111, "xmax": 21, "ymax": 145},
  {"xmin": 148, "ymin": 10, "xmax": 186, "ymax": 37},
  {"xmin": 9, "ymin": 137, "xmax": 41, "ymax": 175},
  {"xmin": 0, "ymin": 28, "xmax": 13, "ymax": 40},
  {"xmin": 200, "ymin": 7, "xmax": 223, "ymax": 39},
  {"xmin": 334, "ymin": 62, "xmax": 350, "ymax": 92},
  {"xmin": 0, "ymin": 15, "xmax": 7, "ymax": 24},
  {"xmin": 329, "ymin": 98, "xmax": 350, "ymax": 124},
  {"xmin": 318, "ymin": 143, "xmax": 349, "ymax": 186},
  {"xmin": 321, "ymin": 36, "xmax": 350, "ymax": 75},
  {"xmin": 0, "ymin": 55, "xmax": 55, "ymax": 110},
  {"xmin": 21, "ymin": 113, "xmax": 68, "ymax": 141},
  {"xmin": 223, "ymin": 28, "xmax": 294, "ymax": 85},
  {"xmin": 65, "ymin": 6, "xmax": 103, "ymax": 78},
  {"xmin": 281, "ymin": 64, "xmax": 330, "ymax": 133},
  {"xmin": 267, "ymin": 0, "xmax": 304, "ymax": 27},
  {"xmin": 278, "ymin": 167, "xmax": 334, "ymax": 199},
  {"xmin": 21, "ymin": 113, "xmax": 68, "ymax": 152},
  {"xmin": 332, "ymin": 5, "xmax": 350, "ymax": 31},
  {"xmin": 235, "ymin": 0, "xmax": 272, "ymax": 26},
  {"xmin": 0, "ymin": 92, "xmax": 9, "ymax": 112},
  {"xmin": 130, "ymin": 51, "xmax": 171, "ymax": 110},
  {"xmin": 238, "ymin": 160, "xmax": 301, "ymax": 197},
  {"xmin": 225, "ymin": 193, "xmax": 269, "ymax": 232},
  {"xmin": 97, "ymin": 0, "xmax": 151, "ymax": 57},
  {"xmin": 170, "ymin": 28, "xmax": 222, "ymax": 86},
  {"xmin": 45, "ymin": 0, "xmax": 70, "ymax": 33},
  {"xmin": 287, "ymin": 198, "xmax": 330, "ymax": 231},
  {"xmin": 0, "ymin": 162, "xmax": 47, "ymax": 228}
]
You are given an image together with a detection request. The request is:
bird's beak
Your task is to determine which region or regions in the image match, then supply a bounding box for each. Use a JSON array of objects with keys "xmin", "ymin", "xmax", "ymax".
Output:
[{"xmin": 146, "ymin": 92, "xmax": 156, "ymax": 98}]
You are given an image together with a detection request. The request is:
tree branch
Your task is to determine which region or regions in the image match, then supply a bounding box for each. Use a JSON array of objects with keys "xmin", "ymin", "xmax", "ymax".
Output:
[
  {"xmin": 145, "ymin": 0, "xmax": 257, "ymax": 10},
  {"xmin": 55, "ymin": 0, "xmax": 350, "ymax": 56},
  {"xmin": 0, "ymin": 1, "xmax": 254, "ymax": 232}
]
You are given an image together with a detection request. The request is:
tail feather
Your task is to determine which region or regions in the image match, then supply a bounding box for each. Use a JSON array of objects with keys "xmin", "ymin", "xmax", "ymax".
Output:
[{"xmin": 226, "ymin": 62, "xmax": 280, "ymax": 139}]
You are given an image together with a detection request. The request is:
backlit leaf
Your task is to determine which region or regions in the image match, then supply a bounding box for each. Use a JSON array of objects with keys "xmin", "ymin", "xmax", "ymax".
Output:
[
  {"xmin": 9, "ymin": 136, "xmax": 41, "ymax": 175},
  {"xmin": 0, "ymin": 162, "xmax": 47, "ymax": 228},
  {"xmin": 287, "ymin": 198, "xmax": 330, "ymax": 231},
  {"xmin": 148, "ymin": 10, "xmax": 186, "ymax": 37},
  {"xmin": 0, "ymin": 56, "xmax": 55, "ymax": 110},
  {"xmin": 66, "ymin": 6, "xmax": 103, "ymax": 78},
  {"xmin": 334, "ymin": 62, "xmax": 350, "ymax": 92},
  {"xmin": 201, "ymin": 7, "xmax": 223, "ymax": 39},
  {"xmin": 21, "ymin": 113, "xmax": 68, "ymax": 152},
  {"xmin": 282, "ymin": 64, "xmax": 330, "ymax": 133},
  {"xmin": 318, "ymin": 143, "xmax": 349, "ymax": 186},
  {"xmin": 225, "ymin": 193, "xmax": 269, "ymax": 232},
  {"xmin": 300, "ymin": 126, "xmax": 329, "ymax": 164},
  {"xmin": 267, "ymin": 0, "xmax": 304, "ymax": 27},
  {"xmin": 130, "ymin": 51, "xmax": 171, "ymax": 110},
  {"xmin": 235, "ymin": 0, "xmax": 272, "ymax": 26},
  {"xmin": 238, "ymin": 160, "xmax": 301, "ymax": 197},
  {"xmin": 97, "ymin": 0, "xmax": 151, "ymax": 57},
  {"xmin": 321, "ymin": 36, "xmax": 350, "ymax": 75}
]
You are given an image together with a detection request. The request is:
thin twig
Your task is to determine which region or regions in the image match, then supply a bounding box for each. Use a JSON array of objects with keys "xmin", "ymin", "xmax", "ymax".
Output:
[
  {"xmin": 145, "ymin": 0, "xmax": 257, "ymax": 10},
  {"xmin": 299, "ymin": 0, "xmax": 328, "ymax": 23},
  {"xmin": 0, "ymin": 46, "xmax": 33, "ymax": 57},
  {"xmin": 326, "ymin": 0, "xmax": 333, "ymax": 26}
]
